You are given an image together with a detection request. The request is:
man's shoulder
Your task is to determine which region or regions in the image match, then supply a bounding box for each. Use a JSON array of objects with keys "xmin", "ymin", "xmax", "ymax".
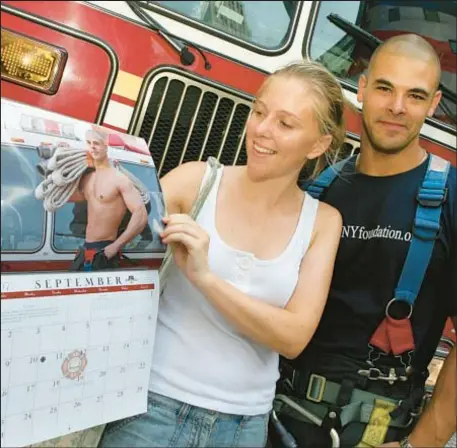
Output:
[
  {"xmin": 299, "ymin": 157, "xmax": 357, "ymax": 191},
  {"xmin": 112, "ymin": 167, "xmax": 133, "ymax": 187},
  {"xmin": 444, "ymin": 163, "xmax": 456, "ymax": 218},
  {"xmin": 446, "ymin": 163, "xmax": 456, "ymax": 185},
  {"xmin": 79, "ymin": 170, "xmax": 94, "ymax": 186}
]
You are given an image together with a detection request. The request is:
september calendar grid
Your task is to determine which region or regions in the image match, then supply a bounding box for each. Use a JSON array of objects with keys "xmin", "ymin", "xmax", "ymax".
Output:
[{"xmin": 1, "ymin": 270, "xmax": 159, "ymax": 447}]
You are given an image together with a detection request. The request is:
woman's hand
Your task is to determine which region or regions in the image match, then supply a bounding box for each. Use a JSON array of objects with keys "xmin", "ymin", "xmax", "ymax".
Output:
[{"xmin": 160, "ymin": 214, "xmax": 211, "ymax": 286}]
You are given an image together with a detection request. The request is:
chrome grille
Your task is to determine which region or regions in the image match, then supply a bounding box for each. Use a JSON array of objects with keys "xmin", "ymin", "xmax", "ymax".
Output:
[{"xmin": 134, "ymin": 71, "xmax": 253, "ymax": 177}]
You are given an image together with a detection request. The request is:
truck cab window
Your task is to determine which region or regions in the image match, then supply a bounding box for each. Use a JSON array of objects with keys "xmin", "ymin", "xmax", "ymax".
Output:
[
  {"xmin": 308, "ymin": 0, "xmax": 456, "ymax": 128},
  {"xmin": 145, "ymin": 1, "xmax": 297, "ymax": 49},
  {"xmin": 1, "ymin": 145, "xmax": 46, "ymax": 252}
]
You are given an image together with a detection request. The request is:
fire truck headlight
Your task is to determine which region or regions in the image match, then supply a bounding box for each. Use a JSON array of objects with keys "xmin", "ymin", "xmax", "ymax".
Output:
[{"xmin": 1, "ymin": 28, "xmax": 67, "ymax": 94}]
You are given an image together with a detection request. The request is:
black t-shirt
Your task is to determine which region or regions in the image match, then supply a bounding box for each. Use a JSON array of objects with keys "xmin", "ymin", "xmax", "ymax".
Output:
[{"xmin": 297, "ymin": 156, "xmax": 457, "ymax": 376}]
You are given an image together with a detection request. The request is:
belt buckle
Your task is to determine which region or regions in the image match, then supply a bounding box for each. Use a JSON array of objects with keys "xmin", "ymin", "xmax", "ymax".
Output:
[{"xmin": 306, "ymin": 373, "xmax": 326, "ymax": 403}]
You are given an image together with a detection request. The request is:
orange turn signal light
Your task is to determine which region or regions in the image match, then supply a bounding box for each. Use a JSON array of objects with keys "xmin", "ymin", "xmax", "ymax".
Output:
[{"xmin": 1, "ymin": 28, "xmax": 67, "ymax": 94}]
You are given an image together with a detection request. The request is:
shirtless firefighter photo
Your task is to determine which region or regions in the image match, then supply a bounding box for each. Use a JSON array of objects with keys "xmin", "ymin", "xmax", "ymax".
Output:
[{"xmin": 35, "ymin": 127, "xmax": 149, "ymax": 271}]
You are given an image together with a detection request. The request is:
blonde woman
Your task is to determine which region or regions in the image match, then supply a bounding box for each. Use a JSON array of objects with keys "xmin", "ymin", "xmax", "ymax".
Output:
[{"xmin": 100, "ymin": 60, "xmax": 346, "ymax": 448}]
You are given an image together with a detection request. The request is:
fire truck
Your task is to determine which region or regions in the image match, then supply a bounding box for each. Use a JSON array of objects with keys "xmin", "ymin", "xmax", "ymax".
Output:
[
  {"xmin": 1, "ymin": 1, "xmax": 455, "ymax": 168},
  {"xmin": 1, "ymin": 0, "xmax": 455, "ymax": 391}
]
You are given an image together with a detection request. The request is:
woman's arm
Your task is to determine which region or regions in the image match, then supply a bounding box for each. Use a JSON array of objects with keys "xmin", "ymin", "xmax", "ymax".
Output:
[
  {"xmin": 159, "ymin": 161, "xmax": 207, "ymax": 215},
  {"xmin": 161, "ymin": 202, "xmax": 342, "ymax": 359}
]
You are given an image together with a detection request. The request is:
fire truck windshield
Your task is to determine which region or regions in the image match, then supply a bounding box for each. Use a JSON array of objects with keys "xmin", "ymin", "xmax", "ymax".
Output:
[{"xmin": 141, "ymin": 1, "xmax": 298, "ymax": 49}]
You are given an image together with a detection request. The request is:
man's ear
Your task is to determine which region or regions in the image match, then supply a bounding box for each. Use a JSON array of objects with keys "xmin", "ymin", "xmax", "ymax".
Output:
[
  {"xmin": 357, "ymin": 74, "xmax": 368, "ymax": 103},
  {"xmin": 307, "ymin": 134, "xmax": 333, "ymax": 160},
  {"xmin": 427, "ymin": 90, "xmax": 442, "ymax": 118}
]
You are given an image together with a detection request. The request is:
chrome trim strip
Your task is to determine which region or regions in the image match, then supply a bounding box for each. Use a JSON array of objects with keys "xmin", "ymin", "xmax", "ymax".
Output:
[
  {"xmin": 198, "ymin": 96, "xmax": 222, "ymax": 161},
  {"xmin": 159, "ymin": 83, "xmax": 189, "ymax": 173},
  {"xmin": 216, "ymin": 102, "xmax": 237, "ymax": 160},
  {"xmin": 0, "ymin": 3, "xmax": 119, "ymax": 125},
  {"xmin": 146, "ymin": 77, "xmax": 171, "ymax": 148},
  {"xmin": 179, "ymin": 89, "xmax": 204, "ymax": 165},
  {"xmin": 234, "ymin": 124, "xmax": 247, "ymax": 163}
]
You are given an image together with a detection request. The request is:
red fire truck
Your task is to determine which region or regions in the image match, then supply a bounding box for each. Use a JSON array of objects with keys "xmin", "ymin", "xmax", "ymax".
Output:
[{"xmin": 1, "ymin": 0, "xmax": 455, "ymax": 385}]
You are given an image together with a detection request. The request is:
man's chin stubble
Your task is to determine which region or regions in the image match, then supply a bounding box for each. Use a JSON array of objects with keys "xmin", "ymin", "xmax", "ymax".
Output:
[
  {"xmin": 371, "ymin": 143, "xmax": 406, "ymax": 155},
  {"xmin": 364, "ymin": 122, "xmax": 410, "ymax": 155}
]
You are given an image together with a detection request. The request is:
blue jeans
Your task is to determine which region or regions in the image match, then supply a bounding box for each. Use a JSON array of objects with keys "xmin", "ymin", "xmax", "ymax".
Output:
[{"xmin": 99, "ymin": 391, "xmax": 269, "ymax": 447}]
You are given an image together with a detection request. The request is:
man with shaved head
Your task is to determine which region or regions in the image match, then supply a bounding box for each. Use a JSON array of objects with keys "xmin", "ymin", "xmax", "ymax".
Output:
[
  {"xmin": 361, "ymin": 34, "xmax": 442, "ymax": 159},
  {"xmin": 271, "ymin": 34, "xmax": 456, "ymax": 447},
  {"xmin": 68, "ymin": 127, "xmax": 148, "ymax": 270}
]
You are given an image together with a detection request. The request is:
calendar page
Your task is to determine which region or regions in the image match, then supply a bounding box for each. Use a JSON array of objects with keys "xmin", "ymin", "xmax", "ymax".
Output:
[{"xmin": 1, "ymin": 269, "xmax": 159, "ymax": 447}]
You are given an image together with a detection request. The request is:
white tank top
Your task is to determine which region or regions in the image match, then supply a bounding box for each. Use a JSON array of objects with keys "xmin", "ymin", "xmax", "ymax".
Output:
[{"xmin": 149, "ymin": 165, "xmax": 319, "ymax": 415}]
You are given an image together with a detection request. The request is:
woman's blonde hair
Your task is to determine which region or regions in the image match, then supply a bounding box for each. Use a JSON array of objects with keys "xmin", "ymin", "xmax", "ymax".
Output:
[{"xmin": 267, "ymin": 60, "xmax": 347, "ymax": 178}]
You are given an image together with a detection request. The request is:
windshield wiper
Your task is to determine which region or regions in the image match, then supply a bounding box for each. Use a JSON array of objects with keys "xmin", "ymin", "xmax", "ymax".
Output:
[
  {"xmin": 127, "ymin": 1, "xmax": 211, "ymax": 69},
  {"xmin": 283, "ymin": 1, "xmax": 297, "ymax": 20},
  {"xmin": 327, "ymin": 13, "xmax": 457, "ymax": 105}
]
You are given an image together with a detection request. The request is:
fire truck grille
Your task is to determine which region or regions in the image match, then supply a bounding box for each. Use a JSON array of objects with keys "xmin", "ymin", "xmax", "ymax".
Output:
[{"xmin": 135, "ymin": 71, "xmax": 253, "ymax": 177}]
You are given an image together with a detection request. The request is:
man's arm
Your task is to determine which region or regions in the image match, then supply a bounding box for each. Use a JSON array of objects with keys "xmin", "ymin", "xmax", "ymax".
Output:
[
  {"xmin": 408, "ymin": 319, "xmax": 456, "ymax": 447},
  {"xmin": 381, "ymin": 317, "xmax": 456, "ymax": 447},
  {"xmin": 67, "ymin": 189, "xmax": 85, "ymax": 202},
  {"xmin": 106, "ymin": 175, "xmax": 148, "ymax": 256}
]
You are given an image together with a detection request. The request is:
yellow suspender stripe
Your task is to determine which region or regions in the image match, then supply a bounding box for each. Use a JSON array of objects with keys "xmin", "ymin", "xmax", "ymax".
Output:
[{"xmin": 356, "ymin": 398, "xmax": 397, "ymax": 447}]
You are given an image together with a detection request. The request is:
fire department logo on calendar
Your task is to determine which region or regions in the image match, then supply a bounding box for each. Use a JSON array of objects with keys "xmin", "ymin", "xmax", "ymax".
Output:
[
  {"xmin": 61, "ymin": 349, "xmax": 88, "ymax": 380},
  {"xmin": 126, "ymin": 275, "xmax": 138, "ymax": 284}
]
